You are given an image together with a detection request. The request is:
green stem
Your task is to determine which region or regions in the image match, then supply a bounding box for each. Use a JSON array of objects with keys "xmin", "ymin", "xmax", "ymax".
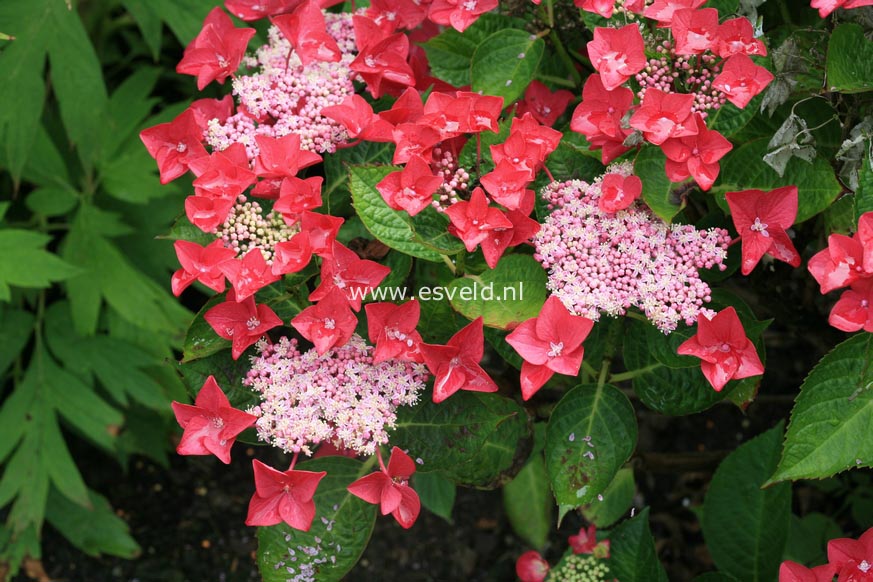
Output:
[
  {"xmin": 441, "ymin": 254, "xmax": 457, "ymax": 275},
  {"xmin": 609, "ymin": 363, "xmax": 662, "ymax": 384},
  {"xmin": 549, "ymin": 30, "xmax": 582, "ymax": 87},
  {"xmin": 545, "ymin": 0, "xmax": 555, "ymax": 28},
  {"xmin": 536, "ymin": 74, "xmax": 576, "ymax": 88},
  {"xmin": 596, "ymin": 319, "xmax": 624, "ymax": 389}
]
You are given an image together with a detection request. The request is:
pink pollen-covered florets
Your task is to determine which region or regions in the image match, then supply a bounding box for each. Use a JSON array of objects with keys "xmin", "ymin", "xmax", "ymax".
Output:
[
  {"xmin": 636, "ymin": 39, "xmax": 727, "ymax": 117},
  {"xmin": 244, "ymin": 335, "xmax": 428, "ymax": 456},
  {"xmin": 205, "ymin": 16, "xmax": 357, "ymax": 160},
  {"xmin": 430, "ymin": 147, "xmax": 470, "ymax": 211},
  {"xmin": 533, "ymin": 162, "xmax": 730, "ymax": 333}
]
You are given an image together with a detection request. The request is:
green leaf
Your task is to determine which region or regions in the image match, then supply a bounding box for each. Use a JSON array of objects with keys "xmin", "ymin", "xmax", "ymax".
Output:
[
  {"xmin": 702, "ymin": 424, "xmax": 791, "ymax": 582},
  {"xmin": 783, "ymin": 512, "xmax": 842, "ymax": 567},
  {"xmin": 503, "ymin": 451, "xmax": 553, "ymax": 549},
  {"xmin": 827, "ymin": 24, "xmax": 873, "ymax": 94},
  {"xmin": 42, "ymin": 413, "xmax": 90, "ymax": 508},
  {"xmin": 45, "ymin": 488, "xmax": 140, "ymax": 559},
  {"xmin": 181, "ymin": 295, "xmax": 230, "ymax": 363},
  {"xmin": 855, "ymin": 155, "xmax": 873, "ymax": 223},
  {"xmin": 391, "ymin": 392, "xmax": 532, "ymax": 488},
  {"xmin": 46, "ymin": 0, "xmax": 109, "ymax": 167},
  {"xmin": 423, "ymin": 13, "xmax": 525, "ymax": 87},
  {"xmin": 471, "ymin": 29, "xmax": 545, "ymax": 106},
  {"xmin": 120, "ymin": 0, "xmax": 163, "ymax": 59},
  {"xmin": 607, "ymin": 508, "xmax": 669, "ymax": 582},
  {"xmin": 622, "ymin": 320, "xmax": 725, "ymax": 415},
  {"xmin": 145, "ymin": 0, "xmax": 219, "ymax": 45},
  {"xmin": 25, "ymin": 187, "xmax": 78, "ymax": 217},
  {"xmin": 349, "ymin": 165, "xmax": 444, "ymax": 262},
  {"xmin": 716, "ymin": 139, "xmax": 842, "ymax": 223},
  {"xmin": 0, "ymin": 0, "xmax": 48, "ymax": 184},
  {"xmin": 0, "ymin": 307, "xmax": 33, "ymax": 377},
  {"xmin": 635, "ymin": 147, "xmax": 685, "ymax": 223},
  {"xmin": 544, "ymin": 384, "xmax": 637, "ymax": 507},
  {"xmin": 413, "ymin": 471, "xmax": 456, "ymax": 523},
  {"xmin": 770, "ymin": 334, "xmax": 873, "ymax": 483},
  {"xmin": 582, "ymin": 467, "xmax": 635, "ymax": 528},
  {"xmin": 159, "ymin": 214, "xmax": 216, "ymax": 246},
  {"xmin": 447, "ymin": 255, "xmax": 547, "ymax": 330},
  {"xmin": 0, "ymin": 228, "xmax": 80, "ymax": 300},
  {"xmin": 423, "ymin": 28, "xmax": 479, "ymax": 87},
  {"xmin": 257, "ymin": 457, "xmax": 376, "ymax": 582},
  {"xmin": 706, "ymin": 95, "xmax": 763, "ymax": 138}
]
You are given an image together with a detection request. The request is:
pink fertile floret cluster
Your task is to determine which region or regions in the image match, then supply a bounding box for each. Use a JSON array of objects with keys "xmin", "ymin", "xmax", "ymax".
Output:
[
  {"xmin": 637, "ymin": 40, "xmax": 727, "ymax": 116},
  {"xmin": 244, "ymin": 335, "xmax": 428, "ymax": 457},
  {"xmin": 205, "ymin": 14, "xmax": 357, "ymax": 159},
  {"xmin": 533, "ymin": 163, "xmax": 731, "ymax": 333}
]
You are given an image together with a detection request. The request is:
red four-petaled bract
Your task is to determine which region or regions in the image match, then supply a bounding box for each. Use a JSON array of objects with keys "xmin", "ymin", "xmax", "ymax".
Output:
[
  {"xmin": 506, "ymin": 296, "xmax": 594, "ymax": 400},
  {"xmin": 219, "ymin": 248, "xmax": 281, "ymax": 302},
  {"xmin": 643, "ymin": 0, "xmax": 706, "ymax": 26},
  {"xmin": 587, "ymin": 24, "xmax": 647, "ymax": 91},
  {"xmin": 368, "ymin": 0, "xmax": 429, "ymax": 30},
  {"xmin": 716, "ymin": 17, "xmax": 768, "ymax": 58},
  {"xmin": 427, "ymin": 0, "xmax": 498, "ymax": 32},
  {"xmin": 347, "ymin": 447, "xmax": 421, "ymax": 529},
  {"xmin": 171, "ymin": 375, "xmax": 257, "ymax": 464},
  {"xmin": 140, "ymin": 108, "xmax": 209, "ymax": 184},
  {"xmin": 725, "ymin": 186, "xmax": 800, "ymax": 276},
  {"xmin": 808, "ymin": 213, "xmax": 873, "ymax": 294},
  {"xmin": 712, "ymin": 53, "xmax": 775, "ymax": 110},
  {"xmin": 445, "ymin": 187, "xmax": 513, "ymax": 252},
  {"xmin": 251, "ymin": 134, "xmax": 322, "ymax": 199},
  {"xmin": 569, "ymin": 524, "xmax": 598, "ymax": 554},
  {"xmin": 677, "ymin": 306, "xmax": 764, "ymax": 392},
  {"xmin": 599, "ymin": 173, "xmax": 643, "ymax": 214},
  {"xmin": 225, "ymin": 0, "xmax": 300, "ymax": 21},
  {"xmin": 191, "ymin": 143, "xmax": 257, "ymax": 199},
  {"xmin": 661, "ymin": 113, "xmax": 732, "ymax": 191},
  {"xmin": 629, "ymin": 88, "xmax": 698, "ymax": 146},
  {"xmin": 827, "ymin": 528, "xmax": 873, "ymax": 580},
  {"xmin": 271, "ymin": 232, "xmax": 313, "ymax": 277},
  {"xmin": 189, "ymin": 95, "xmax": 235, "ymax": 129},
  {"xmin": 172, "ymin": 240, "xmax": 237, "ymax": 296},
  {"xmin": 576, "ymin": 0, "xmax": 617, "ymax": 18},
  {"xmin": 376, "ymin": 155, "xmax": 443, "ymax": 216},
  {"xmin": 273, "ymin": 176, "xmax": 325, "ymax": 222},
  {"xmin": 351, "ymin": 17, "xmax": 416, "ymax": 98},
  {"xmin": 516, "ymin": 551, "xmax": 550, "ymax": 582},
  {"xmin": 392, "ymin": 122, "xmax": 442, "ymax": 165},
  {"xmin": 811, "ymin": 0, "xmax": 873, "ymax": 18},
  {"xmin": 271, "ymin": 0, "xmax": 342, "ymax": 66},
  {"xmin": 365, "ymin": 300, "xmax": 424, "ymax": 363},
  {"xmin": 671, "ymin": 8, "xmax": 720, "ymax": 55},
  {"xmin": 829, "ymin": 278, "xmax": 873, "ymax": 333},
  {"xmin": 204, "ymin": 294, "xmax": 283, "ymax": 359},
  {"xmin": 778, "ymin": 561, "xmax": 837, "ymax": 582},
  {"xmin": 419, "ymin": 317, "xmax": 499, "ymax": 403},
  {"xmin": 291, "ymin": 288, "xmax": 358, "ymax": 355},
  {"xmin": 479, "ymin": 161, "xmax": 535, "ymax": 212},
  {"xmin": 300, "ymin": 211, "xmax": 344, "ymax": 257},
  {"xmin": 479, "ymin": 209, "xmax": 541, "ymax": 269},
  {"xmin": 245, "ymin": 459, "xmax": 327, "ymax": 530},
  {"xmin": 176, "ymin": 7, "xmax": 255, "ymax": 90},
  {"xmin": 570, "ymin": 75, "xmax": 634, "ymax": 164},
  {"xmin": 517, "ymin": 80, "xmax": 574, "ymax": 127},
  {"xmin": 321, "ymin": 94, "xmax": 395, "ymax": 142},
  {"xmin": 309, "ymin": 241, "xmax": 392, "ymax": 311}
]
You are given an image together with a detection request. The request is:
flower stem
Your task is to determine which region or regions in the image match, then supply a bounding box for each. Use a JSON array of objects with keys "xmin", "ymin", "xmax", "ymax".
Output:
[
  {"xmin": 609, "ymin": 363, "xmax": 662, "ymax": 384},
  {"xmin": 549, "ymin": 30, "xmax": 583, "ymax": 87}
]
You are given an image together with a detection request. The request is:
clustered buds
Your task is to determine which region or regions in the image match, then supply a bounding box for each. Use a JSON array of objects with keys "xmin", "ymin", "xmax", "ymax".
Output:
[{"xmin": 534, "ymin": 163, "xmax": 731, "ymax": 334}]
